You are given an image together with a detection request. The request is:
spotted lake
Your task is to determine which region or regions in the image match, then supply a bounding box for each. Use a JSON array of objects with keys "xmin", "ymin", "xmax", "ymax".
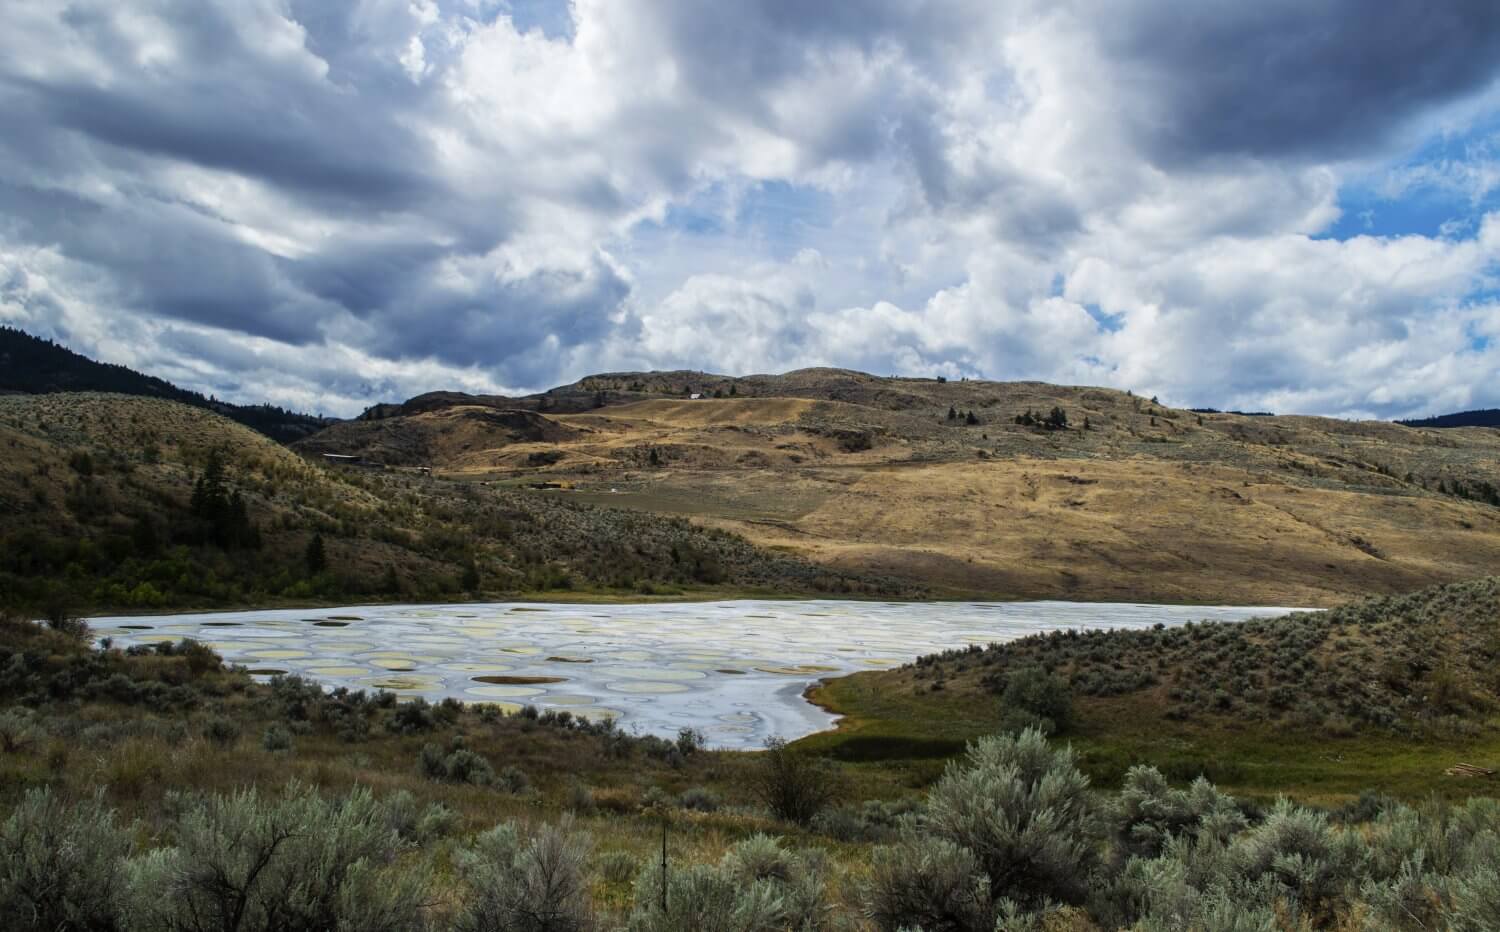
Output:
[{"xmin": 96, "ymin": 600, "xmax": 1297, "ymax": 749}]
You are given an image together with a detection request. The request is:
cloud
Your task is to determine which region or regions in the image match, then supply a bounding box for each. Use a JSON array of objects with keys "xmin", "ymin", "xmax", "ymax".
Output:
[{"xmin": 0, "ymin": 0, "xmax": 1497, "ymax": 418}]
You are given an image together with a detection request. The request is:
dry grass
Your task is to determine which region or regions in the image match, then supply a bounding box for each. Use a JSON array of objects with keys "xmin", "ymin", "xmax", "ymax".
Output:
[{"xmin": 296, "ymin": 372, "xmax": 1500, "ymax": 604}]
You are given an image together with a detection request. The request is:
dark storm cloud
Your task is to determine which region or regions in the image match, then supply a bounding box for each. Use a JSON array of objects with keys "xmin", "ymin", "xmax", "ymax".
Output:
[
  {"xmin": 1100, "ymin": 0, "xmax": 1500, "ymax": 164},
  {"xmin": 34, "ymin": 79, "xmax": 435, "ymax": 207},
  {"xmin": 365, "ymin": 256, "xmax": 632, "ymax": 385}
]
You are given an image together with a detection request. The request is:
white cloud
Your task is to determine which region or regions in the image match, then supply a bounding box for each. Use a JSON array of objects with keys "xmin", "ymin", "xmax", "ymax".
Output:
[{"xmin": 0, "ymin": 0, "xmax": 1497, "ymax": 418}]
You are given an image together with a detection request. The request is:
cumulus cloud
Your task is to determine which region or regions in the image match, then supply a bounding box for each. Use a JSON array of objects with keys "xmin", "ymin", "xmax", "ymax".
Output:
[{"xmin": 0, "ymin": 0, "xmax": 1497, "ymax": 417}]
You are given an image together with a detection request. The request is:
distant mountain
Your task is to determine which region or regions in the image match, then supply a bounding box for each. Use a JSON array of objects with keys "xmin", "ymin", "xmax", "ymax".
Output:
[
  {"xmin": 1398, "ymin": 409, "xmax": 1500, "ymax": 429},
  {"xmin": 0, "ymin": 326, "xmax": 330, "ymax": 443}
]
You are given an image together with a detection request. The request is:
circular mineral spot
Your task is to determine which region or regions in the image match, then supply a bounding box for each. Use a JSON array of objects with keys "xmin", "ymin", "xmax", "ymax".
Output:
[
  {"xmin": 326, "ymin": 615, "xmax": 363, "ymax": 621},
  {"xmin": 465, "ymin": 684, "xmax": 546, "ymax": 698},
  {"xmin": 546, "ymin": 655, "xmax": 593, "ymax": 664},
  {"xmin": 754, "ymin": 664, "xmax": 840, "ymax": 675},
  {"xmin": 605, "ymin": 666, "xmax": 704, "ymax": 681},
  {"xmin": 606, "ymin": 681, "xmax": 691, "ymax": 694},
  {"xmin": 306, "ymin": 666, "xmax": 370, "ymax": 677},
  {"xmin": 249, "ymin": 649, "xmax": 311, "ymax": 660},
  {"xmin": 313, "ymin": 621, "xmax": 349, "ymax": 627},
  {"xmin": 572, "ymin": 707, "xmax": 621, "ymax": 722},
  {"xmin": 370, "ymin": 658, "xmax": 419, "ymax": 671},
  {"xmin": 311, "ymin": 640, "xmax": 376, "ymax": 652},
  {"xmin": 605, "ymin": 650, "xmax": 653, "ymax": 662},
  {"xmin": 468, "ymin": 700, "xmax": 523, "ymax": 714},
  {"xmin": 471, "ymin": 675, "xmax": 567, "ymax": 686},
  {"xmin": 121, "ymin": 625, "xmax": 152, "ymax": 630},
  {"xmin": 202, "ymin": 622, "xmax": 241, "ymax": 627},
  {"xmin": 205, "ymin": 641, "xmax": 261, "ymax": 652},
  {"xmin": 245, "ymin": 668, "xmax": 288, "ymax": 676},
  {"xmin": 361, "ymin": 675, "xmax": 441, "ymax": 691},
  {"xmin": 538, "ymin": 694, "xmax": 596, "ymax": 706},
  {"xmin": 716, "ymin": 669, "xmax": 748, "ymax": 675},
  {"xmin": 500, "ymin": 646, "xmax": 542, "ymax": 655},
  {"xmin": 438, "ymin": 662, "xmax": 515, "ymax": 673}
]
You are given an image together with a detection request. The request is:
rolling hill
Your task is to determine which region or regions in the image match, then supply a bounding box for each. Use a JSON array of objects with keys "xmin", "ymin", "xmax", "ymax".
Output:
[
  {"xmin": 0, "ymin": 326, "xmax": 330, "ymax": 443},
  {"xmin": 295, "ymin": 369, "xmax": 1500, "ymax": 606},
  {"xmin": 0, "ymin": 392, "xmax": 904, "ymax": 614}
]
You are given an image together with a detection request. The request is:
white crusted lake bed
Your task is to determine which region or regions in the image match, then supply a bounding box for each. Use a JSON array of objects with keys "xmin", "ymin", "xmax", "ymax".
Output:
[{"xmin": 95, "ymin": 600, "xmax": 1300, "ymax": 749}]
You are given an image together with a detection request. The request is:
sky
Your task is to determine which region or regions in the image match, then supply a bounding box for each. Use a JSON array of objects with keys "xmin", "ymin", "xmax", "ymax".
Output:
[{"xmin": 1, "ymin": 1, "xmax": 1498, "ymax": 419}]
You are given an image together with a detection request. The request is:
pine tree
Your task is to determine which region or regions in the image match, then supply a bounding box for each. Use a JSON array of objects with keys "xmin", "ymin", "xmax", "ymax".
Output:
[
  {"xmin": 965, "ymin": 410, "xmax": 979, "ymax": 426},
  {"xmin": 947, "ymin": 406, "xmax": 958, "ymax": 421},
  {"xmin": 306, "ymin": 533, "xmax": 327, "ymax": 576}
]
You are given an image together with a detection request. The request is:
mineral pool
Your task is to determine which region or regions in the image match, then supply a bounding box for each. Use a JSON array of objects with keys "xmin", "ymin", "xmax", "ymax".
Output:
[{"xmin": 95, "ymin": 600, "xmax": 1300, "ymax": 749}]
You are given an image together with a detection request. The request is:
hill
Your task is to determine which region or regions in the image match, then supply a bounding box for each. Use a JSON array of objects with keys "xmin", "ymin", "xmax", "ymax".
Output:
[
  {"xmin": 0, "ymin": 393, "xmax": 905, "ymax": 614},
  {"xmin": 1399, "ymin": 408, "xmax": 1500, "ymax": 429},
  {"xmin": 0, "ymin": 326, "xmax": 330, "ymax": 443},
  {"xmin": 299, "ymin": 369, "xmax": 1500, "ymax": 606},
  {"xmin": 808, "ymin": 576, "xmax": 1500, "ymax": 799}
]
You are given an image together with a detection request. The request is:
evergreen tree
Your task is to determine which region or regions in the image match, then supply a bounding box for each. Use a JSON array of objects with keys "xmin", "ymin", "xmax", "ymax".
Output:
[
  {"xmin": 461, "ymin": 561, "xmax": 481, "ymax": 592},
  {"xmin": 1046, "ymin": 407, "xmax": 1068, "ymax": 430},
  {"xmin": 965, "ymin": 410, "xmax": 979, "ymax": 426},
  {"xmin": 947, "ymin": 406, "xmax": 958, "ymax": 421},
  {"xmin": 306, "ymin": 533, "xmax": 328, "ymax": 576}
]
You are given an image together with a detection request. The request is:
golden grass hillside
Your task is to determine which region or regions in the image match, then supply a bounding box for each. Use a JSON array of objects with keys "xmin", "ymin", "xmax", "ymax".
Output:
[
  {"xmin": 297, "ymin": 371, "xmax": 1500, "ymax": 605},
  {"xmin": 0, "ymin": 393, "xmax": 908, "ymax": 613}
]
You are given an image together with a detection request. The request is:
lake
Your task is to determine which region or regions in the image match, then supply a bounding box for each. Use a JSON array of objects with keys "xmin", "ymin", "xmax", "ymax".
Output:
[{"xmin": 94, "ymin": 599, "xmax": 1300, "ymax": 749}]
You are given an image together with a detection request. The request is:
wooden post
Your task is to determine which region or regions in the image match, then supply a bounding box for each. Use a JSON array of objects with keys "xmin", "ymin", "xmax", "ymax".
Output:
[{"xmin": 659, "ymin": 814, "xmax": 668, "ymax": 912}]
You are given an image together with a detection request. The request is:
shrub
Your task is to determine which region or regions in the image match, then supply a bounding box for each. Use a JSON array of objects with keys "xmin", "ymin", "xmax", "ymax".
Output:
[
  {"xmin": 753, "ymin": 737, "xmax": 837, "ymax": 826},
  {"xmin": 0, "ymin": 788, "xmax": 132, "ymax": 930},
  {"xmin": 452, "ymin": 818, "xmax": 594, "ymax": 932},
  {"xmin": 383, "ymin": 789, "xmax": 458, "ymax": 845},
  {"xmin": 0, "ymin": 708, "xmax": 39, "ymax": 753},
  {"xmin": 628, "ymin": 835, "xmax": 830, "ymax": 932},
  {"xmin": 497, "ymin": 765, "xmax": 530, "ymax": 794},
  {"xmin": 420, "ymin": 738, "xmax": 497, "ymax": 786},
  {"xmin": 125, "ymin": 783, "xmax": 428, "ymax": 932},
  {"xmin": 391, "ymin": 697, "xmax": 437, "ymax": 733},
  {"xmin": 202, "ymin": 716, "xmax": 240, "ymax": 747},
  {"xmin": 261, "ymin": 723, "xmax": 293, "ymax": 752},
  {"xmin": 1104, "ymin": 766, "xmax": 1246, "ymax": 862},
  {"xmin": 598, "ymin": 850, "xmax": 639, "ymax": 886},
  {"xmin": 924, "ymin": 727, "xmax": 1097, "ymax": 910},
  {"xmin": 675, "ymin": 727, "xmax": 705, "ymax": 757},
  {"xmin": 677, "ymin": 787, "xmax": 719, "ymax": 812},
  {"xmin": 998, "ymin": 665, "xmax": 1073, "ymax": 735},
  {"xmin": 865, "ymin": 837, "xmax": 992, "ymax": 932}
]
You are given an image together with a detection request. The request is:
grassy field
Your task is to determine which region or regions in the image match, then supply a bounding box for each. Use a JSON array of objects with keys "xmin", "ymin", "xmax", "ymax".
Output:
[{"xmin": 7, "ymin": 578, "xmax": 1500, "ymax": 929}]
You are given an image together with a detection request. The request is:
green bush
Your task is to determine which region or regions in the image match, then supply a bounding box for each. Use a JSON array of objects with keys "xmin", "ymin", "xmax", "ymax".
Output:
[
  {"xmin": 628, "ymin": 834, "xmax": 830, "ymax": 932},
  {"xmin": 125, "ymin": 783, "xmax": 428, "ymax": 932},
  {"xmin": 0, "ymin": 788, "xmax": 133, "ymax": 931},
  {"xmin": 753, "ymin": 737, "xmax": 837, "ymax": 825},
  {"xmin": 420, "ymin": 738, "xmax": 497, "ymax": 786},
  {"xmin": 261, "ymin": 723, "xmax": 293, "ymax": 753},
  {"xmin": 451, "ymin": 818, "xmax": 593, "ymax": 932},
  {"xmin": 865, "ymin": 837, "xmax": 992, "ymax": 932},
  {"xmin": 924, "ymin": 728, "xmax": 1097, "ymax": 910}
]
